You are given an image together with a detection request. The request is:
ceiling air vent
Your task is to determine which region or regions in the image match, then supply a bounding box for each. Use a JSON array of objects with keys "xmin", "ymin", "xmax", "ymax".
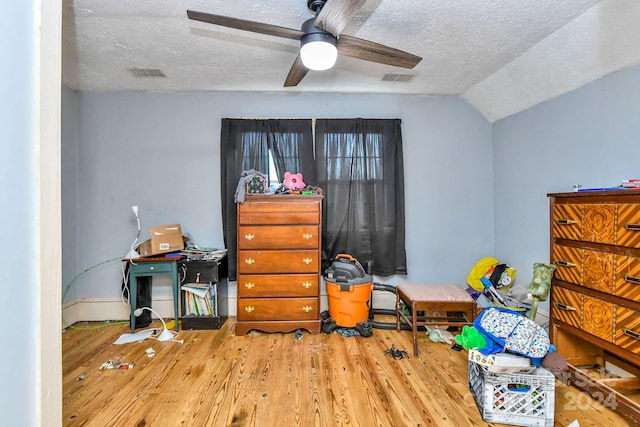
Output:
[
  {"xmin": 382, "ymin": 73, "xmax": 415, "ymax": 82},
  {"xmin": 127, "ymin": 68, "xmax": 166, "ymax": 78}
]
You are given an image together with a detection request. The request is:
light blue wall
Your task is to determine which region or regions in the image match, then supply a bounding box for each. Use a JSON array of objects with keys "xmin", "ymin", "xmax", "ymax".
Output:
[
  {"xmin": 62, "ymin": 92, "xmax": 494, "ymax": 302},
  {"xmin": 494, "ymin": 64, "xmax": 640, "ymax": 311},
  {"xmin": 63, "ymin": 63, "xmax": 640, "ymax": 317},
  {"xmin": 0, "ymin": 1, "xmax": 38, "ymax": 424},
  {"xmin": 62, "ymin": 86, "xmax": 81, "ymax": 302}
]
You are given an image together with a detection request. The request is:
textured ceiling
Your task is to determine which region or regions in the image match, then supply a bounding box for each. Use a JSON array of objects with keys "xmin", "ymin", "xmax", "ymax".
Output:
[{"xmin": 62, "ymin": 0, "xmax": 640, "ymax": 122}]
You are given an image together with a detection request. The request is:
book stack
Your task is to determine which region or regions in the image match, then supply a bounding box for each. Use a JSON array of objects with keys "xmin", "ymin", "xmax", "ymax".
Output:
[
  {"xmin": 622, "ymin": 179, "xmax": 640, "ymax": 188},
  {"xmin": 181, "ymin": 282, "xmax": 217, "ymax": 316}
]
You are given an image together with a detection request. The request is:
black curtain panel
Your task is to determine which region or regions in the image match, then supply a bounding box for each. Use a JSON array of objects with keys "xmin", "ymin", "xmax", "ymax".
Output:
[
  {"xmin": 220, "ymin": 119, "xmax": 313, "ymax": 280},
  {"xmin": 266, "ymin": 120, "xmax": 316, "ymax": 183},
  {"xmin": 314, "ymin": 118, "xmax": 407, "ymax": 276}
]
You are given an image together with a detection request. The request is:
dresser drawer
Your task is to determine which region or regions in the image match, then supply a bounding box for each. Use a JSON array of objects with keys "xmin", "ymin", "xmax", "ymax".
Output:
[
  {"xmin": 240, "ymin": 199, "xmax": 320, "ymax": 214},
  {"xmin": 239, "ymin": 199, "xmax": 320, "ymax": 225},
  {"xmin": 238, "ymin": 225, "xmax": 319, "ymax": 250},
  {"xmin": 237, "ymin": 250, "xmax": 319, "ymax": 274},
  {"xmin": 551, "ymin": 287, "xmax": 582, "ymax": 328},
  {"xmin": 237, "ymin": 297, "xmax": 319, "ymax": 321},
  {"xmin": 552, "ymin": 245, "xmax": 582, "ymax": 285},
  {"xmin": 582, "ymin": 249, "xmax": 614, "ymax": 294},
  {"xmin": 615, "ymin": 255, "xmax": 640, "ymax": 301},
  {"xmin": 131, "ymin": 262, "xmax": 173, "ymax": 274},
  {"xmin": 617, "ymin": 204, "xmax": 640, "ymax": 248},
  {"xmin": 615, "ymin": 306, "xmax": 640, "ymax": 353},
  {"xmin": 553, "ymin": 204, "xmax": 583, "ymax": 241},
  {"xmin": 582, "ymin": 204, "xmax": 616, "ymax": 245},
  {"xmin": 238, "ymin": 274, "xmax": 319, "ymax": 297},
  {"xmin": 238, "ymin": 211, "xmax": 320, "ymax": 225},
  {"xmin": 582, "ymin": 295, "xmax": 614, "ymax": 343}
]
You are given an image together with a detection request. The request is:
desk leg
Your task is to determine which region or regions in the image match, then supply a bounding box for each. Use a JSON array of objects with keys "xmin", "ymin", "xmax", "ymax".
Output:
[
  {"xmin": 411, "ymin": 302, "xmax": 419, "ymax": 357},
  {"xmin": 172, "ymin": 265, "xmax": 179, "ymax": 332},
  {"xmin": 129, "ymin": 274, "xmax": 137, "ymax": 333},
  {"xmin": 396, "ymin": 292, "xmax": 401, "ymax": 332}
]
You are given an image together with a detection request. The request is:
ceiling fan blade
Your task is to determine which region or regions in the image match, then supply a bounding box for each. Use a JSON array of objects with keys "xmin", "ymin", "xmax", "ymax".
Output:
[
  {"xmin": 314, "ymin": 0, "xmax": 367, "ymax": 36},
  {"xmin": 284, "ymin": 54, "xmax": 309, "ymax": 87},
  {"xmin": 187, "ymin": 10, "xmax": 303, "ymax": 41},
  {"xmin": 338, "ymin": 35, "xmax": 422, "ymax": 69}
]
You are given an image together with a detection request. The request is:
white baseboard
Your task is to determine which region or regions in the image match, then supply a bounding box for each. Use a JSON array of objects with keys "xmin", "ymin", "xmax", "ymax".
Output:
[
  {"xmin": 63, "ymin": 293, "xmax": 326, "ymax": 325},
  {"xmin": 62, "ymin": 296, "xmax": 181, "ymax": 327},
  {"xmin": 63, "ymin": 291, "xmax": 546, "ymax": 328},
  {"xmin": 534, "ymin": 308, "xmax": 549, "ymax": 326}
]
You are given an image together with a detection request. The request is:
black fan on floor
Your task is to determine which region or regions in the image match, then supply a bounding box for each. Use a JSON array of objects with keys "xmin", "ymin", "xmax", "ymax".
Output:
[{"xmin": 187, "ymin": 0, "xmax": 422, "ymax": 87}]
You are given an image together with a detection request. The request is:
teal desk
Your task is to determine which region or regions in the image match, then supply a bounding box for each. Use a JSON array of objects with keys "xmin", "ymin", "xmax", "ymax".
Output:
[{"xmin": 124, "ymin": 256, "xmax": 183, "ymax": 333}]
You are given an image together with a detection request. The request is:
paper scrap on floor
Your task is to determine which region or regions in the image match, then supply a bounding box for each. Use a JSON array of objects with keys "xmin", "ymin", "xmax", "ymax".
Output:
[{"xmin": 114, "ymin": 330, "xmax": 154, "ymax": 345}]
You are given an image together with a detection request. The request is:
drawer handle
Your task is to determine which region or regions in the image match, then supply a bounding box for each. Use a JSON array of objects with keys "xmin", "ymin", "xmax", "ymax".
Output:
[
  {"xmin": 624, "ymin": 275, "xmax": 640, "ymax": 285},
  {"xmin": 149, "ymin": 266, "xmax": 155, "ymax": 271},
  {"xmin": 244, "ymin": 258, "xmax": 255, "ymax": 265},
  {"xmin": 624, "ymin": 223, "xmax": 640, "ymax": 231},
  {"xmin": 556, "ymin": 260, "xmax": 577, "ymax": 268},
  {"xmin": 244, "ymin": 282, "xmax": 255, "ymax": 289},
  {"xmin": 302, "ymin": 233, "xmax": 313, "ymax": 240},
  {"xmin": 302, "ymin": 305, "xmax": 313, "ymax": 313},
  {"xmin": 244, "ymin": 233, "xmax": 255, "ymax": 240},
  {"xmin": 555, "ymin": 302, "xmax": 576, "ymax": 311},
  {"xmin": 245, "ymin": 306, "xmax": 255, "ymax": 313},
  {"xmin": 623, "ymin": 328, "xmax": 640, "ymax": 340},
  {"xmin": 557, "ymin": 218, "xmax": 577, "ymax": 225},
  {"xmin": 302, "ymin": 258, "xmax": 312, "ymax": 265},
  {"xmin": 302, "ymin": 281, "xmax": 313, "ymax": 288}
]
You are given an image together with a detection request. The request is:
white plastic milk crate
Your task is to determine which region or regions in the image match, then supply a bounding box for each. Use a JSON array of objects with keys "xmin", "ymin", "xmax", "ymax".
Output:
[{"xmin": 468, "ymin": 360, "xmax": 556, "ymax": 427}]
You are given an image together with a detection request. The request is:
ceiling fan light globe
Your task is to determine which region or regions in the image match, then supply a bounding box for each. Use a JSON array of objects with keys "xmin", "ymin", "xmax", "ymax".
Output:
[{"xmin": 300, "ymin": 36, "xmax": 337, "ymax": 71}]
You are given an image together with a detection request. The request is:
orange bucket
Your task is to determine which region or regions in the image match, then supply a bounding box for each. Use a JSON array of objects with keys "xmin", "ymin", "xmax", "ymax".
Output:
[
  {"xmin": 324, "ymin": 254, "xmax": 374, "ymax": 328},
  {"xmin": 326, "ymin": 280, "xmax": 373, "ymax": 328}
]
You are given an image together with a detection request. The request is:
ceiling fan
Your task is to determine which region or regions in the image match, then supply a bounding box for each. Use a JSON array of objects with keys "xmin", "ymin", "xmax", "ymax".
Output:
[{"xmin": 187, "ymin": 0, "xmax": 422, "ymax": 87}]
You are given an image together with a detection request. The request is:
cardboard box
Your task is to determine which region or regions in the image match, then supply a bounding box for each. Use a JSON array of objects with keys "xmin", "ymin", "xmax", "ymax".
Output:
[
  {"xmin": 137, "ymin": 239, "xmax": 153, "ymax": 257},
  {"xmin": 138, "ymin": 235, "xmax": 190, "ymax": 257},
  {"xmin": 468, "ymin": 349, "xmax": 534, "ymax": 374},
  {"xmin": 149, "ymin": 224, "xmax": 184, "ymax": 255}
]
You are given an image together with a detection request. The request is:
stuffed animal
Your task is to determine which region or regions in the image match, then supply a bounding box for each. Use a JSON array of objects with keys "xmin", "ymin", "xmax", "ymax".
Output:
[
  {"xmin": 528, "ymin": 263, "xmax": 556, "ymax": 321},
  {"xmin": 284, "ymin": 171, "xmax": 305, "ymax": 190}
]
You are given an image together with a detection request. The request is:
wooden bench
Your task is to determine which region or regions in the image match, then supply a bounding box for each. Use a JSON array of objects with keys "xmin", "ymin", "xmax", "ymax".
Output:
[{"xmin": 396, "ymin": 284, "xmax": 476, "ymax": 356}]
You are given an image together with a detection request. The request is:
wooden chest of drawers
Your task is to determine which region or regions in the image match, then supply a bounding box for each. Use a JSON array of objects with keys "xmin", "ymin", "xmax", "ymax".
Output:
[
  {"xmin": 548, "ymin": 190, "xmax": 640, "ymax": 423},
  {"xmin": 235, "ymin": 194, "xmax": 323, "ymax": 335}
]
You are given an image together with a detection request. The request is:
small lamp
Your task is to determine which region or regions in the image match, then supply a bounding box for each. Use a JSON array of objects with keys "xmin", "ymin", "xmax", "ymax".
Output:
[
  {"xmin": 300, "ymin": 18, "xmax": 338, "ymax": 71},
  {"xmin": 134, "ymin": 306, "xmax": 180, "ymax": 342},
  {"xmin": 126, "ymin": 205, "xmax": 141, "ymax": 259}
]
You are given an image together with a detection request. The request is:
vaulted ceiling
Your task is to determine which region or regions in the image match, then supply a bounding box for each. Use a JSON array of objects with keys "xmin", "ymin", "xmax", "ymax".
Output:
[{"xmin": 62, "ymin": 0, "xmax": 640, "ymax": 122}]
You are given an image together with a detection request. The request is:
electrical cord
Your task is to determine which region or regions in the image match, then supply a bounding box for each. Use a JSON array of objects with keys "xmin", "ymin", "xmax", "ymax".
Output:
[
  {"xmin": 65, "ymin": 207, "xmax": 144, "ymax": 330},
  {"xmin": 62, "ymin": 256, "xmax": 129, "ymax": 330},
  {"xmin": 129, "ymin": 326, "xmax": 183, "ymax": 344}
]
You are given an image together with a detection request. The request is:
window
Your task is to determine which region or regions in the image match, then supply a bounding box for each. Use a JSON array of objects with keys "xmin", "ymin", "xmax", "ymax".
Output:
[{"xmin": 221, "ymin": 118, "xmax": 406, "ymax": 280}]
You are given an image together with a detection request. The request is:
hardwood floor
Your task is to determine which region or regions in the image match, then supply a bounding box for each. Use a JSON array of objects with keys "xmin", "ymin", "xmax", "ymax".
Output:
[{"xmin": 63, "ymin": 317, "xmax": 630, "ymax": 426}]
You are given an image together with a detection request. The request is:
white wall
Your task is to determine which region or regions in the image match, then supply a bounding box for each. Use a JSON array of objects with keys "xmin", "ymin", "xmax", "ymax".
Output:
[
  {"xmin": 493, "ymin": 63, "xmax": 640, "ymax": 312},
  {"xmin": 62, "ymin": 91, "xmax": 494, "ymax": 312}
]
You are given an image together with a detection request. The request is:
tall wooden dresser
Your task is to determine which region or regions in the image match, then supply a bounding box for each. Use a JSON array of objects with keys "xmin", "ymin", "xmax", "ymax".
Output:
[
  {"xmin": 548, "ymin": 189, "xmax": 640, "ymax": 423},
  {"xmin": 236, "ymin": 194, "xmax": 323, "ymax": 335}
]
